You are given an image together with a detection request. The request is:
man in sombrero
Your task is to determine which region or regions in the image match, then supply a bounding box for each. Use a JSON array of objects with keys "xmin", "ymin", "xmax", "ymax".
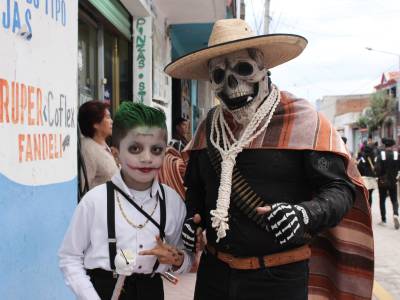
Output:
[{"xmin": 165, "ymin": 19, "xmax": 373, "ymax": 300}]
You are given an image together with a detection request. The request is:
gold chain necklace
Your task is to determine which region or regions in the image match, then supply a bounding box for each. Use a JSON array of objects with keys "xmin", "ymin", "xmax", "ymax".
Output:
[{"xmin": 115, "ymin": 191, "xmax": 159, "ymax": 229}]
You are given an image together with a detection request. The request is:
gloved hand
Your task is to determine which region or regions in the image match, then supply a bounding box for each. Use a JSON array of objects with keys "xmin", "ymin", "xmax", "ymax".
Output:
[
  {"xmin": 181, "ymin": 214, "xmax": 203, "ymax": 252},
  {"xmin": 257, "ymin": 203, "xmax": 310, "ymax": 245}
]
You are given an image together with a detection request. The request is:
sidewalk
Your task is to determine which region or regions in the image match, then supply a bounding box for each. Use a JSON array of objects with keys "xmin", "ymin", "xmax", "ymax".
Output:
[
  {"xmin": 165, "ymin": 190, "xmax": 400, "ymax": 300},
  {"xmin": 164, "ymin": 273, "xmax": 196, "ymax": 300},
  {"xmin": 371, "ymin": 190, "xmax": 400, "ymax": 300}
]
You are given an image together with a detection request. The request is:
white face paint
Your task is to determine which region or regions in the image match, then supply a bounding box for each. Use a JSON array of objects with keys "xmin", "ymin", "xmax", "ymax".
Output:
[{"xmin": 116, "ymin": 126, "xmax": 167, "ymax": 190}]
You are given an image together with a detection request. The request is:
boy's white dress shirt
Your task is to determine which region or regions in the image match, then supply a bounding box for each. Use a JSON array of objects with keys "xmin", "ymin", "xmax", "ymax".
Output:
[{"xmin": 59, "ymin": 171, "xmax": 193, "ymax": 300}]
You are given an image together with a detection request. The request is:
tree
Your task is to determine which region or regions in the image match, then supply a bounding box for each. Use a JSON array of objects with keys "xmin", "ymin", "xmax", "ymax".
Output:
[{"xmin": 356, "ymin": 91, "xmax": 396, "ymax": 133}]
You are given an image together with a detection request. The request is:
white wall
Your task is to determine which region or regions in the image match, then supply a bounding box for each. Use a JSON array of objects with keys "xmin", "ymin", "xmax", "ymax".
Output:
[
  {"xmin": 316, "ymin": 95, "xmax": 338, "ymax": 122},
  {"xmin": 151, "ymin": 7, "xmax": 173, "ymax": 138},
  {"xmin": 0, "ymin": 0, "xmax": 78, "ymax": 298}
]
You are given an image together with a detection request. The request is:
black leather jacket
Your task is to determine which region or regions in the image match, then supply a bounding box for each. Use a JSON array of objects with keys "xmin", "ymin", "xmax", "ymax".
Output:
[
  {"xmin": 375, "ymin": 149, "xmax": 400, "ymax": 188},
  {"xmin": 184, "ymin": 149, "xmax": 355, "ymax": 256},
  {"xmin": 357, "ymin": 145, "xmax": 377, "ymax": 178}
]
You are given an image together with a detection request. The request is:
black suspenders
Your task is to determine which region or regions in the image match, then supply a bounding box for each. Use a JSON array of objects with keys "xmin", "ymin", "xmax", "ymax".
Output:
[
  {"xmin": 152, "ymin": 185, "xmax": 166, "ymax": 272},
  {"xmin": 106, "ymin": 182, "xmax": 117, "ymax": 271},
  {"xmin": 106, "ymin": 181, "xmax": 166, "ymax": 274}
]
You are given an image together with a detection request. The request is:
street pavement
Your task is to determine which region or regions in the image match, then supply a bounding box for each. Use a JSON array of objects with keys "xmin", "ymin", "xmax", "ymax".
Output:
[
  {"xmin": 164, "ymin": 190, "xmax": 400, "ymax": 300},
  {"xmin": 371, "ymin": 189, "xmax": 400, "ymax": 300}
]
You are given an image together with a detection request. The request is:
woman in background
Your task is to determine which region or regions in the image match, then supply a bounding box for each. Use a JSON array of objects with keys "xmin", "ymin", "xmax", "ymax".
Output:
[{"xmin": 78, "ymin": 101, "xmax": 119, "ymax": 193}]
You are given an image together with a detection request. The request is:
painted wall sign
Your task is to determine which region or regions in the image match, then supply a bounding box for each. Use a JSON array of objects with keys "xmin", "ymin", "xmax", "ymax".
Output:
[
  {"xmin": 0, "ymin": 0, "xmax": 77, "ymax": 186},
  {"xmin": 133, "ymin": 16, "xmax": 152, "ymax": 105},
  {"xmin": 0, "ymin": 0, "xmax": 67, "ymax": 41}
]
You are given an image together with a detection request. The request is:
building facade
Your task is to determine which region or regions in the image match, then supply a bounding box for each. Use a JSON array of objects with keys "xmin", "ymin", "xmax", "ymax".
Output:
[
  {"xmin": 0, "ymin": 1, "xmax": 79, "ymax": 298},
  {"xmin": 374, "ymin": 71, "xmax": 400, "ymax": 144},
  {"xmin": 317, "ymin": 94, "xmax": 372, "ymax": 156}
]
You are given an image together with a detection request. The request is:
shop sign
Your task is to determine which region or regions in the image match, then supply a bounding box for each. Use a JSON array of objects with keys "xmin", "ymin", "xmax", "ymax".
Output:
[
  {"xmin": 0, "ymin": 0, "xmax": 77, "ymax": 186},
  {"xmin": 1, "ymin": 0, "xmax": 67, "ymax": 41},
  {"xmin": 133, "ymin": 16, "xmax": 152, "ymax": 105}
]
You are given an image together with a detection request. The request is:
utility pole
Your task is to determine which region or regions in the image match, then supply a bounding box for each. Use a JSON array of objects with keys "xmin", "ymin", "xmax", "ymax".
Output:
[
  {"xmin": 264, "ymin": 0, "xmax": 271, "ymax": 34},
  {"xmin": 236, "ymin": 0, "xmax": 241, "ymax": 19}
]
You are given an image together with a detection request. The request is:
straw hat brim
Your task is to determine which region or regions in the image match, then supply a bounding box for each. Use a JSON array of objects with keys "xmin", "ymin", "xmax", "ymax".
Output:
[{"xmin": 164, "ymin": 34, "xmax": 307, "ymax": 80}]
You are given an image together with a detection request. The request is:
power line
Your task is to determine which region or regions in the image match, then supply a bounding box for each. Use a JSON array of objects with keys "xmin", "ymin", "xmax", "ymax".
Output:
[
  {"xmin": 347, "ymin": 64, "xmax": 398, "ymax": 94},
  {"xmin": 271, "ymin": 11, "xmax": 283, "ymax": 33},
  {"xmin": 248, "ymin": 0, "xmax": 263, "ymax": 35}
]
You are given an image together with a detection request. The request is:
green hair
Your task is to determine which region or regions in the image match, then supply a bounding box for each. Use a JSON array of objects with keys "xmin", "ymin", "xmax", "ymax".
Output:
[{"xmin": 112, "ymin": 101, "xmax": 167, "ymax": 147}]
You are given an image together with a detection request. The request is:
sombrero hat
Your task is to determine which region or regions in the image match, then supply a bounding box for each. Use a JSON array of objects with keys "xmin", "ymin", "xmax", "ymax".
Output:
[{"xmin": 164, "ymin": 19, "xmax": 307, "ymax": 80}]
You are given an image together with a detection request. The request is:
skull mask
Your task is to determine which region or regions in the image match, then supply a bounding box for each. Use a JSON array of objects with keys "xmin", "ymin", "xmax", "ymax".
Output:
[{"xmin": 209, "ymin": 48, "xmax": 270, "ymax": 124}]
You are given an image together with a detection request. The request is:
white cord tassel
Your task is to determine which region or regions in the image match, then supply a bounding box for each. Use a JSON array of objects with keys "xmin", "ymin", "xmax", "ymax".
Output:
[
  {"xmin": 209, "ymin": 85, "xmax": 281, "ymax": 242},
  {"xmin": 210, "ymin": 152, "xmax": 238, "ymax": 241}
]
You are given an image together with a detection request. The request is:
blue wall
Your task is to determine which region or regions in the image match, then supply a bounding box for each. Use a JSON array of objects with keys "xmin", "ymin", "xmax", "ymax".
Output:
[
  {"xmin": 0, "ymin": 174, "xmax": 77, "ymax": 299},
  {"xmin": 170, "ymin": 23, "xmax": 213, "ymax": 59}
]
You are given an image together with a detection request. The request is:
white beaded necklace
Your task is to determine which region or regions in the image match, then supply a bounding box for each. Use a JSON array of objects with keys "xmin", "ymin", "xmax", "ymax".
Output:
[{"xmin": 209, "ymin": 84, "xmax": 281, "ymax": 242}]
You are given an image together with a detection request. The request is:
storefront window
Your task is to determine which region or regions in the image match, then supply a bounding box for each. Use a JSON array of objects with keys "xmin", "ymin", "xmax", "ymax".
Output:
[
  {"xmin": 78, "ymin": 18, "xmax": 98, "ymax": 106},
  {"xmin": 119, "ymin": 38, "xmax": 130, "ymax": 102},
  {"xmin": 103, "ymin": 31, "xmax": 114, "ymax": 105},
  {"xmin": 104, "ymin": 32, "xmax": 131, "ymax": 112}
]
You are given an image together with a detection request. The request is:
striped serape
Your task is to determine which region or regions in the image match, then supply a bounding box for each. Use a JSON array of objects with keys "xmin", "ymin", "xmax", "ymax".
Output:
[
  {"xmin": 182, "ymin": 91, "xmax": 374, "ymax": 300},
  {"xmin": 158, "ymin": 147, "xmax": 201, "ymax": 272},
  {"xmin": 158, "ymin": 147, "xmax": 187, "ymax": 200}
]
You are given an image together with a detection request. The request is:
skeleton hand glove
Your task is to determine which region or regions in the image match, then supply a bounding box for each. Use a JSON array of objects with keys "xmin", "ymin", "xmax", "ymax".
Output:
[
  {"xmin": 181, "ymin": 217, "xmax": 201, "ymax": 252},
  {"xmin": 265, "ymin": 203, "xmax": 310, "ymax": 246}
]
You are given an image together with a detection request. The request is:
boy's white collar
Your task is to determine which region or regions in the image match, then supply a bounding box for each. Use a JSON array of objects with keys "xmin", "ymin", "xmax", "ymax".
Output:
[{"xmin": 111, "ymin": 171, "xmax": 164, "ymax": 201}]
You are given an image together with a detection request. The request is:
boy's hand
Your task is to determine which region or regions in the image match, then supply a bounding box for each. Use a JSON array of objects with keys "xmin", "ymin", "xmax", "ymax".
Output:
[
  {"xmin": 182, "ymin": 214, "xmax": 204, "ymax": 252},
  {"xmin": 139, "ymin": 236, "xmax": 184, "ymax": 267}
]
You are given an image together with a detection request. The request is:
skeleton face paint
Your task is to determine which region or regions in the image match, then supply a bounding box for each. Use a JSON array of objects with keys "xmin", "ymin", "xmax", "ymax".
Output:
[
  {"xmin": 209, "ymin": 49, "xmax": 270, "ymax": 124},
  {"xmin": 116, "ymin": 126, "xmax": 167, "ymax": 190},
  {"xmin": 209, "ymin": 49, "xmax": 270, "ymax": 123}
]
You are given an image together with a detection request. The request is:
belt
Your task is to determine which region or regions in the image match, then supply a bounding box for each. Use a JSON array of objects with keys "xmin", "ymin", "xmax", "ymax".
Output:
[
  {"xmin": 86, "ymin": 268, "xmax": 157, "ymax": 279},
  {"xmin": 206, "ymin": 244, "xmax": 311, "ymax": 270}
]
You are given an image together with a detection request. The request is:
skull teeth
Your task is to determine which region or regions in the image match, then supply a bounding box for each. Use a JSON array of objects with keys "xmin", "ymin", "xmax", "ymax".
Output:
[
  {"xmin": 247, "ymin": 96, "xmax": 253, "ymax": 102},
  {"xmin": 229, "ymin": 91, "xmax": 252, "ymax": 99}
]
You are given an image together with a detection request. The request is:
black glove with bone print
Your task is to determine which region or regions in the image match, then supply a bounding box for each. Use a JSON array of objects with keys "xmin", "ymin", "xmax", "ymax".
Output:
[{"xmin": 264, "ymin": 203, "xmax": 311, "ymax": 246}]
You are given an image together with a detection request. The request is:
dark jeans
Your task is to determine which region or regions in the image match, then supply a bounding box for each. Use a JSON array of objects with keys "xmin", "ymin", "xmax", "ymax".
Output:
[
  {"xmin": 378, "ymin": 186, "xmax": 399, "ymax": 222},
  {"xmin": 194, "ymin": 251, "xmax": 309, "ymax": 300},
  {"xmin": 87, "ymin": 269, "xmax": 164, "ymax": 300},
  {"xmin": 368, "ymin": 189, "xmax": 374, "ymax": 207}
]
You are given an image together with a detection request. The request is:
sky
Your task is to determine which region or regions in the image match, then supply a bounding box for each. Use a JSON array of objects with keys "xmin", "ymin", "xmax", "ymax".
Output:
[{"xmin": 245, "ymin": 0, "xmax": 400, "ymax": 104}]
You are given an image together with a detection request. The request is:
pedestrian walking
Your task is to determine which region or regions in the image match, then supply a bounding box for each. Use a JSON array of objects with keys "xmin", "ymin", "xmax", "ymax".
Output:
[
  {"xmin": 375, "ymin": 138, "xmax": 400, "ymax": 229},
  {"xmin": 357, "ymin": 137, "xmax": 378, "ymax": 206}
]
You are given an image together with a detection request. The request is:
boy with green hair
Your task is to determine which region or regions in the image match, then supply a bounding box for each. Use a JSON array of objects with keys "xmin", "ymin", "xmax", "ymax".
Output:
[{"xmin": 59, "ymin": 102, "xmax": 194, "ymax": 300}]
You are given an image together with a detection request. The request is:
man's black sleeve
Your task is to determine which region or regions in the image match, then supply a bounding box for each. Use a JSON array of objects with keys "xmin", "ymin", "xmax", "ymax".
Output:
[
  {"xmin": 183, "ymin": 150, "xmax": 206, "ymax": 219},
  {"xmin": 300, "ymin": 151, "xmax": 356, "ymax": 234}
]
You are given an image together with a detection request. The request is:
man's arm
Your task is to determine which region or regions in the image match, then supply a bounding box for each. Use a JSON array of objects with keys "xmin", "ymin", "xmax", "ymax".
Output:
[
  {"xmin": 181, "ymin": 151, "xmax": 207, "ymax": 251},
  {"xmin": 257, "ymin": 150, "xmax": 356, "ymax": 246},
  {"xmin": 184, "ymin": 150, "xmax": 206, "ymax": 218},
  {"xmin": 300, "ymin": 150, "xmax": 356, "ymax": 234}
]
